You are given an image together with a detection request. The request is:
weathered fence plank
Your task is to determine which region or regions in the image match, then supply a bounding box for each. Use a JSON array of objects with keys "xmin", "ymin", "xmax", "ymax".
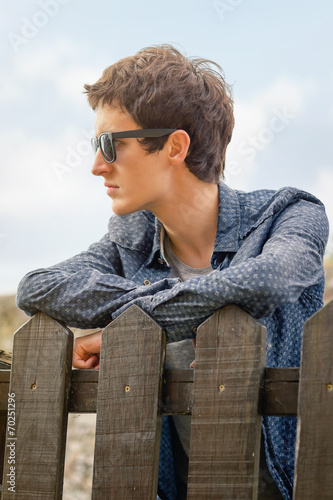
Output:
[
  {"xmin": 0, "ymin": 301, "xmax": 331, "ymax": 499},
  {"xmin": 0, "ymin": 367, "xmax": 301, "ymax": 415},
  {"xmin": 1, "ymin": 313, "xmax": 73, "ymax": 500},
  {"xmin": 293, "ymin": 300, "xmax": 333, "ymax": 499},
  {"xmin": 92, "ymin": 305, "xmax": 165, "ymax": 500},
  {"xmin": 69, "ymin": 369, "xmax": 99, "ymax": 413},
  {"xmin": 261, "ymin": 367, "xmax": 299, "ymax": 417},
  {"xmin": 187, "ymin": 305, "xmax": 266, "ymax": 500}
]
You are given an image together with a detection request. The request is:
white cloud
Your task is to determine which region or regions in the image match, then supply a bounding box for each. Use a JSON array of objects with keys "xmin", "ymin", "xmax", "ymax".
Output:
[
  {"xmin": 1, "ymin": 39, "xmax": 100, "ymax": 105},
  {"xmin": 57, "ymin": 66, "xmax": 100, "ymax": 102},
  {"xmin": 225, "ymin": 75, "xmax": 319, "ymax": 190},
  {"xmin": 0, "ymin": 126, "xmax": 97, "ymax": 216}
]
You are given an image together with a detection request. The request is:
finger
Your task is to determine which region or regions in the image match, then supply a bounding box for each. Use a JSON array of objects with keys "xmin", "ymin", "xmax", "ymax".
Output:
[
  {"xmin": 73, "ymin": 354, "xmax": 99, "ymax": 369},
  {"xmin": 85, "ymin": 355, "xmax": 99, "ymax": 369}
]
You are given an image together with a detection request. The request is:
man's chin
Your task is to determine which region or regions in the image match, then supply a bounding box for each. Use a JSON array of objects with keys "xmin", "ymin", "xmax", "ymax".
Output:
[{"xmin": 111, "ymin": 202, "xmax": 137, "ymax": 217}]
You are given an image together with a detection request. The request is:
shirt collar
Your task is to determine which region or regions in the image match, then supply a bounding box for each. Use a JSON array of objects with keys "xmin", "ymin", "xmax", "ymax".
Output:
[
  {"xmin": 146, "ymin": 181, "xmax": 240, "ymax": 265},
  {"xmin": 214, "ymin": 182, "xmax": 240, "ymax": 253},
  {"xmin": 145, "ymin": 217, "xmax": 163, "ymax": 266}
]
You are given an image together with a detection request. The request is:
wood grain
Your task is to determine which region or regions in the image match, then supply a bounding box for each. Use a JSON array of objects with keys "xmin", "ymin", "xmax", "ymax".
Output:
[
  {"xmin": 1, "ymin": 313, "xmax": 73, "ymax": 500},
  {"xmin": 293, "ymin": 300, "xmax": 333, "ymax": 499},
  {"xmin": 0, "ymin": 367, "xmax": 300, "ymax": 415},
  {"xmin": 187, "ymin": 305, "xmax": 266, "ymax": 500},
  {"xmin": 261, "ymin": 367, "xmax": 299, "ymax": 416},
  {"xmin": 69, "ymin": 368, "xmax": 99, "ymax": 413},
  {"xmin": 0, "ymin": 301, "xmax": 331, "ymax": 499},
  {"xmin": 92, "ymin": 305, "xmax": 165, "ymax": 500}
]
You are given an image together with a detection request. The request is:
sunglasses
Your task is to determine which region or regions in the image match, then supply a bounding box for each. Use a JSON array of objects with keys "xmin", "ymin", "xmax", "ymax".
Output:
[{"xmin": 91, "ymin": 129, "xmax": 177, "ymax": 164}]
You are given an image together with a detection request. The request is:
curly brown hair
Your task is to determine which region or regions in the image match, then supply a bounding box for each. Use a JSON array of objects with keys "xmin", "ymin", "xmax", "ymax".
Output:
[{"xmin": 84, "ymin": 45, "xmax": 234, "ymax": 183}]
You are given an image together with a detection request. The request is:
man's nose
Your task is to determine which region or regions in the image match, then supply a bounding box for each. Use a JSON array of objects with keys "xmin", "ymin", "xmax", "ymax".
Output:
[{"xmin": 91, "ymin": 149, "xmax": 111, "ymax": 176}]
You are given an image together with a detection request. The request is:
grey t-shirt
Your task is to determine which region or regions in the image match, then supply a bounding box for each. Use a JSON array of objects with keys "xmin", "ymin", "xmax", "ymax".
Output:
[{"xmin": 163, "ymin": 230, "xmax": 212, "ymax": 457}]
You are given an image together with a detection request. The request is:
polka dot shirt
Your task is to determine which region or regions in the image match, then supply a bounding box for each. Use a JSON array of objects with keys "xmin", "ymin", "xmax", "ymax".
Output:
[{"xmin": 17, "ymin": 182, "xmax": 329, "ymax": 500}]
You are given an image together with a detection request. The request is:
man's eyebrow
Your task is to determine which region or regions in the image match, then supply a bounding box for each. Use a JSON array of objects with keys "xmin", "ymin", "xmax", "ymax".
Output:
[{"xmin": 94, "ymin": 130, "xmax": 116, "ymax": 136}]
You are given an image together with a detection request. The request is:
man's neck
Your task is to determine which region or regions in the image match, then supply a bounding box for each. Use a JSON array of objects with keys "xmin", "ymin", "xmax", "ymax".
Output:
[{"xmin": 153, "ymin": 179, "xmax": 219, "ymax": 269}]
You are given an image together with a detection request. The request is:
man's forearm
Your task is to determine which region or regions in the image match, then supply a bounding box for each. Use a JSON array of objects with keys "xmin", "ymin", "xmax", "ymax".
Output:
[
  {"xmin": 17, "ymin": 268, "xmax": 179, "ymax": 328},
  {"xmin": 112, "ymin": 200, "xmax": 328, "ymax": 341}
]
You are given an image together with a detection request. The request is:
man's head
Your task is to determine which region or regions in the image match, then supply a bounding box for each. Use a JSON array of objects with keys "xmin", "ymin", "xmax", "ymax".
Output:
[{"xmin": 84, "ymin": 45, "xmax": 234, "ymax": 183}]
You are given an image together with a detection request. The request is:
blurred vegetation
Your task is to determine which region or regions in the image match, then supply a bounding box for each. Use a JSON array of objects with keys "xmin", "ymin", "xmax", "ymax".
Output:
[
  {"xmin": 0, "ymin": 295, "xmax": 29, "ymax": 351},
  {"xmin": 324, "ymin": 256, "xmax": 333, "ymax": 304},
  {"xmin": 1, "ymin": 259, "xmax": 333, "ymax": 352}
]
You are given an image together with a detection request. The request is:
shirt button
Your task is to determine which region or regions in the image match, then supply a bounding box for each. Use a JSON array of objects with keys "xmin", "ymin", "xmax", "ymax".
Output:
[
  {"xmin": 158, "ymin": 258, "xmax": 164, "ymax": 265},
  {"xmin": 143, "ymin": 279, "xmax": 151, "ymax": 286},
  {"xmin": 193, "ymin": 327, "xmax": 198, "ymax": 334}
]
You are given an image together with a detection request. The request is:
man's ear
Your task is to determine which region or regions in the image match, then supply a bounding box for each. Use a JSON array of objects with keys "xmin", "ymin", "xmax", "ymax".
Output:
[{"xmin": 167, "ymin": 130, "xmax": 190, "ymax": 166}]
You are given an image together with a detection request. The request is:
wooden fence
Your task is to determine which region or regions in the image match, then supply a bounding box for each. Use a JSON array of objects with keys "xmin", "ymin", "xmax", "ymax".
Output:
[{"xmin": 0, "ymin": 302, "xmax": 332, "ymax": 499}]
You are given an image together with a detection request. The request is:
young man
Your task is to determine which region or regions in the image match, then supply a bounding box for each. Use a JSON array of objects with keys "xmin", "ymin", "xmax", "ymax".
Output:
[{"xmin": 17, "ymin": 45, "xmax": 328, "ymax": 500}]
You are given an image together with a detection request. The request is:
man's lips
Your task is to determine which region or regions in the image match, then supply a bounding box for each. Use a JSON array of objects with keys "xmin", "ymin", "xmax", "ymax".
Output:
[{"xmin": 104, "ymin": 184, "xmax": 119, "ymax": 195}]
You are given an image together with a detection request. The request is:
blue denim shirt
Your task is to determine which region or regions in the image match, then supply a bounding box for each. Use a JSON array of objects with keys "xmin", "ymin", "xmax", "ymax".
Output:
[{"xmin": 17, "ymin": 182, "xmax": 329, "ymax": 500}]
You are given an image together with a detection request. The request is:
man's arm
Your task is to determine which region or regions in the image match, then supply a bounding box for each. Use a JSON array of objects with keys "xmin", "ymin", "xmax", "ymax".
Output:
[
  {"xmin": 112, "ymin": 198, "xmax": 329, "ymax": 341},
  {"xmin": 16, "ymin": 232, "xmax": 179, "ymax": 328}
]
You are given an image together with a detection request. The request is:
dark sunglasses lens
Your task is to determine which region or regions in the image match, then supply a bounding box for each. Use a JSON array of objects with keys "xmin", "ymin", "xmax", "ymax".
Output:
[
  {"xmin": 91, "ymin": 138, "xmax": 99, "ymax": 154},
  {"xmin": 100, "ymin": 134, "xmax": 114, "ymax": 162}
]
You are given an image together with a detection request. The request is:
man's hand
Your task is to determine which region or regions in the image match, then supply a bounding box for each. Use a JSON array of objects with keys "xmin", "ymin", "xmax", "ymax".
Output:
[{"xmin": 73, "ymin": 330, "xmax": 102, "ymax": 369}]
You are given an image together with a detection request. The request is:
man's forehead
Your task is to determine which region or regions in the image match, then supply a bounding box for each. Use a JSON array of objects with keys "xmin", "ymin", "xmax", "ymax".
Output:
[{"xmin": 94, "ymin": 104, "xmax": 137, "ymax": 135}]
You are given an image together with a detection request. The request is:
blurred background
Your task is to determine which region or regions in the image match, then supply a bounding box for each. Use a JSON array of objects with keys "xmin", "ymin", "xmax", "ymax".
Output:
[{"xmin": 1, "ymin": 2, "xmax": 333, "ymax": 496}]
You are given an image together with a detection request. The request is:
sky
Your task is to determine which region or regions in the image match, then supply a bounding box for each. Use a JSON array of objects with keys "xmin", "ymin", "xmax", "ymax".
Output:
[{"xmin": 1, "ymin": 0, "xmax": 333, "ymax": 294}]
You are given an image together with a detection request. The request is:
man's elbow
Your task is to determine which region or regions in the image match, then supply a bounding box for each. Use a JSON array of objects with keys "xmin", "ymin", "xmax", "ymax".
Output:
[{"xmin": 16, "ymin": 272, "xmax": 42, "ymax": 316}]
